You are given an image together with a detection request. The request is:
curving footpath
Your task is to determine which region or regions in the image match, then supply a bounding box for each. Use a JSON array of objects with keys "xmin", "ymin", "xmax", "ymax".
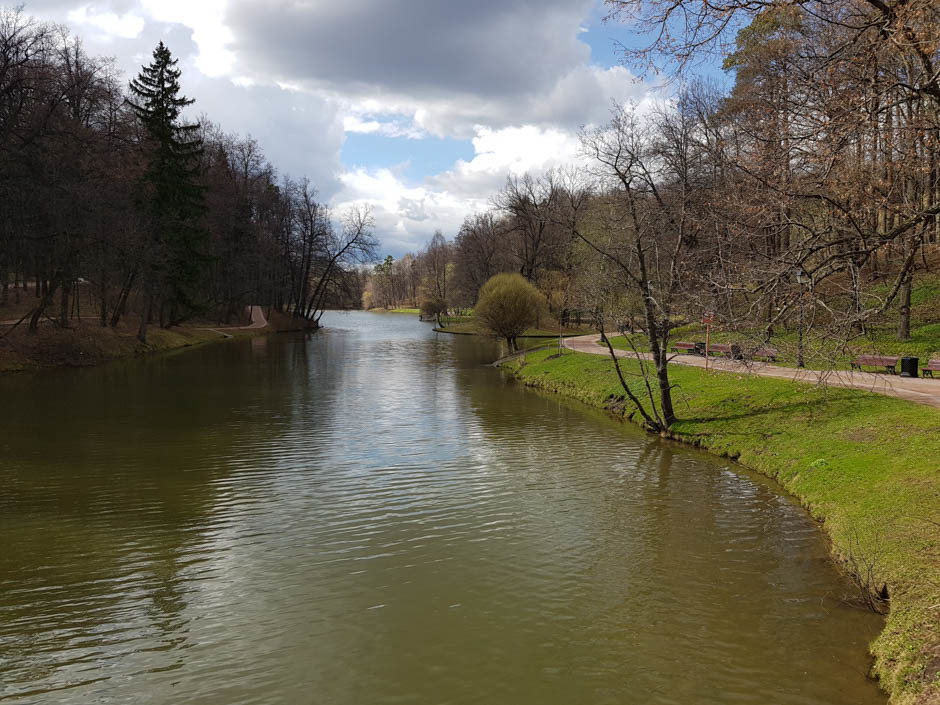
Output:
[
  {"xmin": 200, "ymin": 305, "xmax": 268, "ymax": 338},
  {"xmin": 563, "ymin": 333, "xmax": 940, "ymax": 410},
  {"xmin": 243, "ymin": 305, "xmax": 268, "ymax": 329}
]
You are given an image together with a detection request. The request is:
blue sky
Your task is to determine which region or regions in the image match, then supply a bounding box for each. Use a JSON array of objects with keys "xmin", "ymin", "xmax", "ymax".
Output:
[
  {"xmin": 341, "ymin": 134, "xmax": 475, "ymax": 184},
  {"xmin": 24, "ymin": 0, "xmax": 672, "ymax": 258}
]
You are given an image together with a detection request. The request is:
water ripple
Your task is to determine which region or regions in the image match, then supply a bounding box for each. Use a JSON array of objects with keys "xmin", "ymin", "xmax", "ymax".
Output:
[{"xmin": 0, "ymin": 312, "xmax": 884, "ymax": 705}]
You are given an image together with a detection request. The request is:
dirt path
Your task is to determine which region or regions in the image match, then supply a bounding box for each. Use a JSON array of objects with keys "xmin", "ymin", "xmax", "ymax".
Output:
[
  {"xmin": 563, "ymin": 333, "xmax": 940, "ymax": 410},
  {"xmin": 244, "ymin": 305, "xmax": 268, "ymax": 329},
  {"xmin": 199, "ymin": 306, "xmax": 268, "ymax": 338}
]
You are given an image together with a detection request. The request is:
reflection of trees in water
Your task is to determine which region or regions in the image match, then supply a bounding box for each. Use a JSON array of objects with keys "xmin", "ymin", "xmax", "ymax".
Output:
[
  {"xmin": 457, "ymin": 352, "xmax": 873, "ymax": 692},
  {"xmin": 0, "ymin": 473, "xmax": 219, "ymax": 690},
  {"xmin": 0, "ymin": 334, "xmax": 328, "ymax": 694},
  {"xmin": 0, "ymin": 315, "xmax": 883, "ymax": 704}
]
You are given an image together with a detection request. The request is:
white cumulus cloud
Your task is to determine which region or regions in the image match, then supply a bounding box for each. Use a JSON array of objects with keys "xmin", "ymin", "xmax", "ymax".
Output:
[
  {"xmin": 343, "ymin": 115, "xmax": 426, "ymax": 139},
  {"xmin": 138, "ymin": 0, "xmax": 235, "ymax": 77},
  {"xmin": 66, "ymin": 5, "xmax": 145, "ymax": 39}
]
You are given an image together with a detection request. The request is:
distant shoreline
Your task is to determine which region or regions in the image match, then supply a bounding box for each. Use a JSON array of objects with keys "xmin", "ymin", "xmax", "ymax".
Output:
[{"xmin": 0, "ymin": 309, "xmax": 311, "ymax": 375}]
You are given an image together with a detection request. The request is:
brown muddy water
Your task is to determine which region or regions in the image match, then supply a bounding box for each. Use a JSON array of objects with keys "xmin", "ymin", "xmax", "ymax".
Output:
[{"xmin": 0, "ymin": 311, "xmax": 884, "ymax": 704}]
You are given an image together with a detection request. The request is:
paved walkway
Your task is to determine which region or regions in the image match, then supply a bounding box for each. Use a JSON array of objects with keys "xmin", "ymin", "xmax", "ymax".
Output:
[{"xmin": 563, "ymin": 333, "xmax": 940, "ymax": 410}]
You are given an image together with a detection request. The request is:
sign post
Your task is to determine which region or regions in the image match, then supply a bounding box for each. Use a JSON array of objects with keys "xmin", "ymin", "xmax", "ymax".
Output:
[{"xmin": 702, "ymin": 312, "xmax": 714, "ymax": 372}]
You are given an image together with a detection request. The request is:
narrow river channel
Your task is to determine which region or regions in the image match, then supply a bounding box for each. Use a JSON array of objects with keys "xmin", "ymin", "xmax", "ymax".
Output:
[{"xmin": 0, "ymin": 311, "xmax": 885, "ymax": 704}]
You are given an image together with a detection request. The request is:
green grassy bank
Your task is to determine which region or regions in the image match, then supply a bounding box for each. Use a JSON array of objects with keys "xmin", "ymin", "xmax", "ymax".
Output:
[
  {"xmin": 502, "ymin": 348, "xmax": 940, "ymax": 705},
  {"xmin": 369, "ymin": 307, "xmax": 422, "ymax": 314},
  {"xmin": 433, "ymin": 316, "xmax": 595, "ymax": 338}
]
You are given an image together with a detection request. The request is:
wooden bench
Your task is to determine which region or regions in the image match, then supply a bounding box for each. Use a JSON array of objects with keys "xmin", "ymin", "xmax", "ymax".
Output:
[
  {"xmin": 708, "ymin": 343, "xmax": 743, "ymax": 360},
  {"xmin": 751, "ymin": 347, "xmax": 778, "ymax": 362},
  {"xmin": 850, "ymin": 355, "xmax": 899, "ymax": 374},
  {"xmin": 672, "ymin": 341, "xmax": 699, "ymax": 355},
  {"xmin": 922, "ymin": 359, "xmax": 940, "ymax": 377}
]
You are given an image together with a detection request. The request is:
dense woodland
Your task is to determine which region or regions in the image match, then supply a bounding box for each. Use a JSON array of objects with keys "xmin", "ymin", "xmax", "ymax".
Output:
[
  {"xmin": 2, "ymin": 0, "xmax": 938, "ymax": 398},
  {"xmin": 0, "ymin": 9, "xmax": 374, "ymax": 341},
  {"xmin": 369, "ymin": 0, "xmax": 940, "ymax": 332},
  {"xmin": 365, "ymin": 0, "xmax": 939, "ymax": 429}
]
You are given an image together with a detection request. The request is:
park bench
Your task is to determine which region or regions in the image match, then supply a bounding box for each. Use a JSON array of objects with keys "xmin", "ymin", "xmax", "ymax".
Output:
[
  {"xmin": 850, "ymin": 355, "xmax": 899, "ymax": 374},
  {"xmin": 750, "ymin": 347, "xmax": 778, "ymax": 362},
  {"xmin": 672, "ymin": 341, "xmax": 699, "ymax": 354},
  {"xmin": 922, "ymin": 359, "xmax": 940, "ymax": 378},
  {"xmin": 708, "ymin": 343, "xmax": 743, "ymax": 360}
]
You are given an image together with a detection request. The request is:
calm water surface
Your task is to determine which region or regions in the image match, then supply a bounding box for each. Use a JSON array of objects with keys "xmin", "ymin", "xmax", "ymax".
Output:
[{"xmin": 0, "ymin": 312, "xmax": 884, "ymax": 704}]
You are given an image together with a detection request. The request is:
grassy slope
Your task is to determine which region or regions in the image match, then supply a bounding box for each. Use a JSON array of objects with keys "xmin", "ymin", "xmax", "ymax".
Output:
[
  {"xmin": 0, "ymin": 324, "xmax": 224, "ymax": 373},
  {"xmin": 0, "ymin": 310, "xmax": 307, "ymax": 374},
  {"xmin": 504, "ymin": 348, "xmax": 940, "ymax": 705}
]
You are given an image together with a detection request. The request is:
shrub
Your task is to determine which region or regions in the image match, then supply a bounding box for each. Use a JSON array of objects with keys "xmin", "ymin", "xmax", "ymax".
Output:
[
  {"xmin": 475, "ymin": 273, "xmax": 547, "ymax": 352},
  {"xmin": 420, "ymin": 296, "xmax": 448, "ymax": 326}
]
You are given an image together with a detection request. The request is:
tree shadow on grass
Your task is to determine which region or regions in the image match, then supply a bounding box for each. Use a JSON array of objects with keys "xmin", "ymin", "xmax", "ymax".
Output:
[{"xmin": 677, "ymin": 390, "xmax": 872, "ymax": 425}]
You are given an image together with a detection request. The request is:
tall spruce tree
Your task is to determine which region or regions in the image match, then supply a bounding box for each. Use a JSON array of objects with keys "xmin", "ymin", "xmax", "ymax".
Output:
[{"xmin": 127, "ymin": 41, "xmax": 205, "ymax": 341}]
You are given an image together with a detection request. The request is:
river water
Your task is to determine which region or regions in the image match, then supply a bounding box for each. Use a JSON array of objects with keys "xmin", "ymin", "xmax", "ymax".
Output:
[{"xmin": 0, "ymin": 311, "xmax": 884, "ymax": 704}]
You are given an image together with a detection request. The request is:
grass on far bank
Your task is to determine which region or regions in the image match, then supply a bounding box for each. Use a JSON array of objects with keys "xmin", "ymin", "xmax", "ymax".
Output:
[
  {"xmin": 503, "ymin": 347, "xmax": 940, "ymax": 705},
  {"xmin": 0, "ymin": 309, "xmax": 306, "ymax": 374},
  {"xmin": 0, "ymin": 321, "xmax": 237, "ymax": 374},
  {"xmin": 370, "ymin": 307, "xmax": 421, "ymax": 314},
  {"xmin": 436, "ymin": 316, "xmax": 595, "ymax": 338}
]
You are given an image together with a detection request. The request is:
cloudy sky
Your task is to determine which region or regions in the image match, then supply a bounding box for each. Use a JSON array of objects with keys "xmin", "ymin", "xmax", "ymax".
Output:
[{"xmin": 23, "ymin": 0, "xmax": 662, "ymax": 257}]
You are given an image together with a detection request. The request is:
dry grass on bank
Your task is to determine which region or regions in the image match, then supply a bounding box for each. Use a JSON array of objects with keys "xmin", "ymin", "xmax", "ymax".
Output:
[{"xmin": 0, "ymin": 307, "xmax": 311, "ymax": 374}]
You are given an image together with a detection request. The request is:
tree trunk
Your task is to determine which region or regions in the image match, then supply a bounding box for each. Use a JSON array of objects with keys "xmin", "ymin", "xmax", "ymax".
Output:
[
  {"xmin": 111, "ymin": 269, "xmax": 137, "ymax": 327},
  {"xmin": 99, "ymin": 274, "xmax": 109, "ymax": 327},
  {"xmin": 28, "ymin": 277, "xmax": 59, "ymax": 334},
  {"xmin": 59, "ymin": 279, "xmax": 72, "ymax": 328},
  {"xmin": 137, "ymin": 292, "xmax": 151, "ymax": 343},
  {"xmin": 655, "ymin": 352, "xmax": 676, "ymax": 427},
  {"xmin": 897, "ymin": 268, "xmax": 913, "ymax": 340},
  {"xmin": 642, "ymin": 292, "xmax": 674, "ymax": 430}
]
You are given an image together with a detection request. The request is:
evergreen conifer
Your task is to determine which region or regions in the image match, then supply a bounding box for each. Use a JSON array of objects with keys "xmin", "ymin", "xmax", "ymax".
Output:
[{"xmin": 127, "ymin": 41, "xmax": 206, "ymax": 339}]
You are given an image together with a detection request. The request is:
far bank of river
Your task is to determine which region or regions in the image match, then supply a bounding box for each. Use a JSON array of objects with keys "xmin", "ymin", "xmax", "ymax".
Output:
[
  {"xmin": 502, "ymin": 346, "xmax": 940, "ymax": 705},
  {"xmin": 0, "ymin": 311, "xmax": 889, "ymax": 704},
  {"xmin": 0, "ymin": 308, "xmax": 309, "ymax": 374}
]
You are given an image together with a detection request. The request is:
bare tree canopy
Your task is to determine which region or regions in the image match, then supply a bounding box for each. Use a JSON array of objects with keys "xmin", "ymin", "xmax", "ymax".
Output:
[{"xmin": 0, "ymin": 11, "xmax": 374, "ymax": 334}]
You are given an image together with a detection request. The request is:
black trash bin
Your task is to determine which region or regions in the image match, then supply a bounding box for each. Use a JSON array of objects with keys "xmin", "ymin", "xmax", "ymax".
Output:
[
  {"xmin": 694, "ymin": 342, "xmax": 707, "ymax": 356},
  {"xmin": 900, "ymin": 356, "xmax": 919, "ymax": 378}
]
